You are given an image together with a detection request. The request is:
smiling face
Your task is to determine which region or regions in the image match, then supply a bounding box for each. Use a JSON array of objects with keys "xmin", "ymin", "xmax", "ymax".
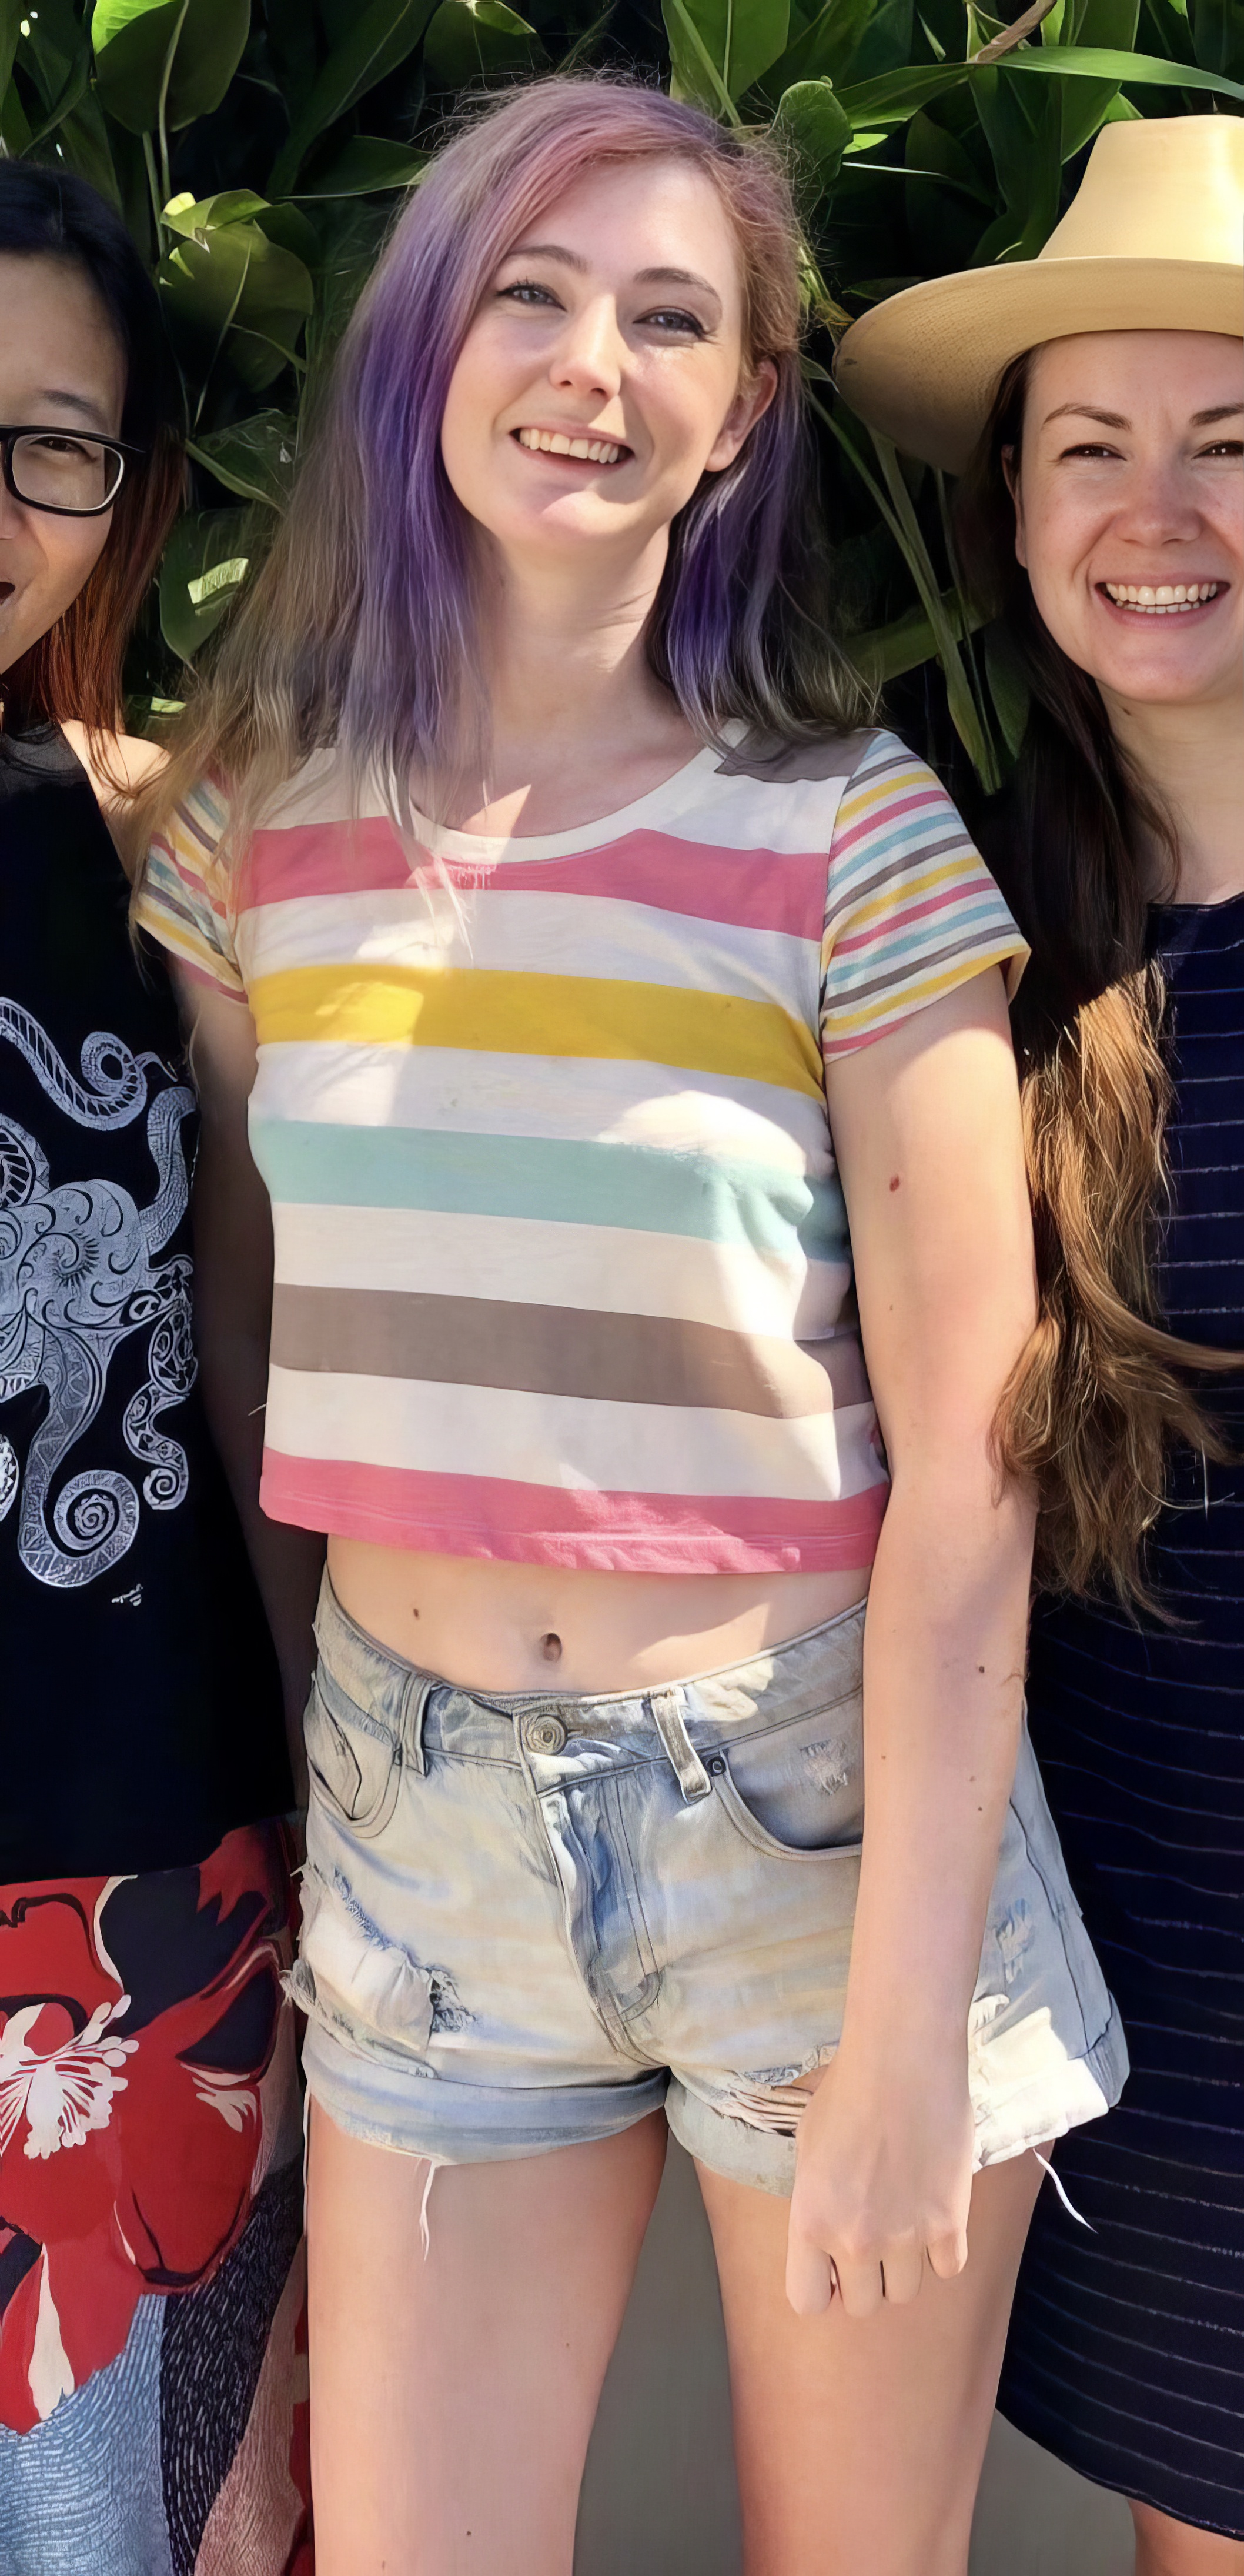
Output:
[
  {"xmin": 1009, "ymin": 329, "xmax": 1243, "ymax": 713},
  {"xmin": 439, "ymin": 154, "xmax": 777, "ymax": 580},
  {"xmin": 0, "ymin": 252, "xmax": 127, "ymax": 678}
]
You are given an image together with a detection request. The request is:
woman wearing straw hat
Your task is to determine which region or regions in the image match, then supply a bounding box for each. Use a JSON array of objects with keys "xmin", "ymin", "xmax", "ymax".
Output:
[{"xmin": 840, "ymin": 114, "xmax": 1244, "ymax": 2569}]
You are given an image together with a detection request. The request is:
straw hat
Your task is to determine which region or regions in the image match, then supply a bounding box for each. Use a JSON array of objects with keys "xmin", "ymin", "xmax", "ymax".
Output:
[{"xmin": 834, "ymin": 115, "xmax": 1244, "ymax": 472}]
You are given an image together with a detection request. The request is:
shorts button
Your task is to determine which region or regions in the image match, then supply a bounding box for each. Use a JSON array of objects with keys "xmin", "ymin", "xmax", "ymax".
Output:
[
  {"xmin": 526, "ymin": 1716, "xmax": 567, "ymax": 1755},
  {"xmin": 708, "ymin": 1756, "xmax": 727, "ymax": 1776}
]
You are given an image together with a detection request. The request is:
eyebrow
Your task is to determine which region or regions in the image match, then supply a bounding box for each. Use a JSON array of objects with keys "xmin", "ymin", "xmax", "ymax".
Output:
[
  {"xmin": 503, "ymin": 242, "xmax": 722, "ymax": 302},
  {"xmin": 32, "ymin": 387, "xmax": 113, "ymax": 429},
  {"xmin": 1042, "ymin": 399, "xmax": 1244, "ymax": 431}
]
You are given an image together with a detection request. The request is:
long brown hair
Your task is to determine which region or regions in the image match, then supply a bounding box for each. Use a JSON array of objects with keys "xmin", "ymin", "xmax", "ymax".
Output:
[
  {"xmin": 0, "ymin": 163, "xmax": 185, "ymax": 743},
  {"xmin": 957, "ymin": 349, "xmax": 1233, "ymax": 1607}
]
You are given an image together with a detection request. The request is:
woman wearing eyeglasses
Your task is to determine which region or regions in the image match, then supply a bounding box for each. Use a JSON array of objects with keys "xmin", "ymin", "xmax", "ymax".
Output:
[{"xmin": 0, "ymin": 165, "xmax": 313, "ymax": 2572}]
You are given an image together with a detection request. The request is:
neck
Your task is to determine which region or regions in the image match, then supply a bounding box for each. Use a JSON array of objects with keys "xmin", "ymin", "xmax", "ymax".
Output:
[
  {"xmin": 1102, "ymin": 683, "xmax": 1244, "ymax": 906},
  {"xmin": 476, "ymin": 532, "xmax": 688, "ymax": 791}
]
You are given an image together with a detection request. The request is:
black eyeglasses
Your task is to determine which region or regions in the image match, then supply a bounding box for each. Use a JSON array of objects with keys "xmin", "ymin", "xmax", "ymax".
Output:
[{"xmin": 0, "ymin": 424, "xmax": 145, "ymax": 518}]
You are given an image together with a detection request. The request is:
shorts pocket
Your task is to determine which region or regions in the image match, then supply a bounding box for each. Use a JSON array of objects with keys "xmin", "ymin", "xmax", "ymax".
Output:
[
  {"xmin": 304, "ymin": 1658, "xmax": 402, "ymax": 1840},
  {"xmin": 708, "ymin": 1693, "xmax": 865, "ymax": 1861}
]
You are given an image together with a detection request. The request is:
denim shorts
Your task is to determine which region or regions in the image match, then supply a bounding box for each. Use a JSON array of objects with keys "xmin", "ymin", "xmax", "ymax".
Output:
[{"xmin": 291, "ymin": 1578, "xmax": 1128, "ymax": 2194}]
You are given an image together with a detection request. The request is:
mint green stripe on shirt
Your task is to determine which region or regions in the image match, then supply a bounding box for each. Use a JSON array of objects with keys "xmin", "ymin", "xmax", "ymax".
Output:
[{"xmin": 249, "ymin": 1120, "xmax": 848, "ymax": 1259}]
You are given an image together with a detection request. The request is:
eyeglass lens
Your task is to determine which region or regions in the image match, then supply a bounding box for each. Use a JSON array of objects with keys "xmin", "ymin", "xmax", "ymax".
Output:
[{"xmin": 10, "ymin": 432, "xmax": 123, "ymax": 512}]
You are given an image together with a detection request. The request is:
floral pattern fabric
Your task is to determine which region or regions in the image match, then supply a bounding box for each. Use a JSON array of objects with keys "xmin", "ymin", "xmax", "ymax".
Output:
[{"xmin": 0, "ymin": 1821, "xmax": 312, "ymax": 2575}]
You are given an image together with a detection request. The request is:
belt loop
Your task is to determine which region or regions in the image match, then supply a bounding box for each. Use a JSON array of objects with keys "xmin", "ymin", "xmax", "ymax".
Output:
[
  {"xmin": 649, "ymin": 1687, "xmax": 711, "ymax": 1804},
  {"xmin": 403, "ymin": 1674, "xmax": 432, "ymax": 1777}
]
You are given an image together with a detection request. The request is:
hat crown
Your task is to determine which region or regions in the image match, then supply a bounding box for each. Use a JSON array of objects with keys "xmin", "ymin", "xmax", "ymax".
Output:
[{"xmin": 1042, "ymin": 114, "xmax": 1244, "ymax": 268}]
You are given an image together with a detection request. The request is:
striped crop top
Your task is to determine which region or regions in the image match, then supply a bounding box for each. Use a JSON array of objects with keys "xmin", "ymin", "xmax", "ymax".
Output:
[{"xmin": 136, "ymin": 726, "xmax": 1025, "ymax": 1576}]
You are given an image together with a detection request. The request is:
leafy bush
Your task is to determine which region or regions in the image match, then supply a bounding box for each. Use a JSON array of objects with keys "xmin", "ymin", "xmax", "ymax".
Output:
[{"xmin": 4, "ymin": 0, "xmax": 1241, "ymax": 775}]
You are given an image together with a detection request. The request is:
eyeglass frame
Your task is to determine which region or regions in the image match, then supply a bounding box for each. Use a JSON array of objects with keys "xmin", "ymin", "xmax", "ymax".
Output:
[{"xmin": 0, "ymin": 423, "xmax": 147, "ymax": 518}]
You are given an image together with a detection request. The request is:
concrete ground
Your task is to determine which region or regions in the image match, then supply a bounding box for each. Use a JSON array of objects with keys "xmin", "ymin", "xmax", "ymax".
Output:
[{"xmin": 575, "ymin": 2140, "xmax": 1135, "ymax": 2575}]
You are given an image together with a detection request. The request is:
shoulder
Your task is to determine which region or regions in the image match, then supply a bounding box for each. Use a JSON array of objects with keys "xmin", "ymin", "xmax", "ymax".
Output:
[{"xmin": 61, "ymin": 722, "xmax": 167, "ymax": 807}]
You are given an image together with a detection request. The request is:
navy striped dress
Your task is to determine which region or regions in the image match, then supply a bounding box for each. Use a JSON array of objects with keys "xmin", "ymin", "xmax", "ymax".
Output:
[{"xmin": 999, "ymin": 892, "xmax": 1244, "ymax": 2540}]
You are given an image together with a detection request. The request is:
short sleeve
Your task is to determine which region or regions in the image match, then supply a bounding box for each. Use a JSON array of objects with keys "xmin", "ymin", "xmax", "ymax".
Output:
[
  {"xmin": 820, "ymin": 732, "xmax": 1026, "ymax": 1061},
  {"xmin": 133, "ymin": 774, "xmax": 245, "ymax": 999}
]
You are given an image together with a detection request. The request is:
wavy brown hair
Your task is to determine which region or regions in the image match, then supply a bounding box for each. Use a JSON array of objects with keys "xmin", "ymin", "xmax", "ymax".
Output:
[
  {"xmin": 957, "ymin": 350, "xmax": 1234, "ymax": 1608},
  {"xmin": 0, "ymin": 163, "xmax": 185, "ymax": 748}
]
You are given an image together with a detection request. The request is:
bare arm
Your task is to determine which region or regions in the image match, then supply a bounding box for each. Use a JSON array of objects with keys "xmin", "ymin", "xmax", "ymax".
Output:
[
  {"xmin": 178, "ymin": 973, "xmax": 324, "ymax": 1800},
  {"xmin": 787, "ymin": 966, "xmax": 1036, "ymax": 2318}
]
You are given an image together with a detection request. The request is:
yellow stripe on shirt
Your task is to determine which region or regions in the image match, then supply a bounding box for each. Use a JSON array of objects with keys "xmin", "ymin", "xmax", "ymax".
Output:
[{"xmin": 249, "ymin": 963, "xmax": 826, "ymax": 1096}]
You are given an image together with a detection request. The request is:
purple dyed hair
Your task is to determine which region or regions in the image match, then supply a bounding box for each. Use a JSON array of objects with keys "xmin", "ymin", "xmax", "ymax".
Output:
[{"xmin": 152, "ymin": 75, "xmax": 864, "ymax": 843}]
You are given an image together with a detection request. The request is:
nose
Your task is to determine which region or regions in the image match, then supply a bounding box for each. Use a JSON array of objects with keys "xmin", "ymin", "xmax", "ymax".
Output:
[
  {"xmin": 1114, "ymin": 454, "xmax": 1206, "ymax": 552},
  {"xmin": 548, "ymin": 292, "xmax": 625, "ymax": 404}
]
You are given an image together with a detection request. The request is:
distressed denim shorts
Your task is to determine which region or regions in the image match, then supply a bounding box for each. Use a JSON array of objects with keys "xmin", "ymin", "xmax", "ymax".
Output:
[{"xmin": 291, "ymin": 1578, "xmax": 1128, "ymax": 2194}]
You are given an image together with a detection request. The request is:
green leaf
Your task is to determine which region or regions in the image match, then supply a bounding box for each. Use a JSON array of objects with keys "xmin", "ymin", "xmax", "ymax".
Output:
[
  {"xmin": 422, "ymin": 0, "xmax": 539, "ymax": 88},
  {"xmin": 984, "ymin": 624, "xmax": 1031, "ymax": 758},
  {"xmin": 267, "ymin": 0, "xmax": 440, "ymax": 195},
  {"xmin": 761, "ymin": 0, "xmax": 875, "ymax": 94},
  {"xmin": 186, "ymin": 410, "xmax": 299, "ymax": 508},
  {"xmin": 837, "ymin": 39, "xmax": 1244, "ymax": 124},
  {"xmin": 1191, "ymin": 0, "xmax": 1244, "ymax": 75},
  {"xmin": 158, "ymin": 505, "xmax": 255, "ymax": 659},
  {"xmin": 774, "ymin": 78, "xmax": 853, "ymax": 188},
  {"xmin": 1, "ymin": 0, "xmax": 24, "ymax": 99},
  {"xmin": 1011, "ymin": 33, "xmax": 1244, "ymax": 89},
  {"xmin": 973, "ymin": 58, "xmax": 1063, "ymax": 259},
  {"xmin": 1050, "ymin": 0, "xmax": 1141, "ymax": 156},
  {"xmin": 91, "ymin": 0, "xmax": 251, "ymax": 136},
  {"xmin": 850, "ymin": 587, "xmax": 983, "ymax": 684},
  {"xmin": 159, "ymin": 201, "xmax": 314, "ymax": 395},
  {"xmin": 664, "ymin": 0, "xmax": 788, "ymax": 100},
  {"xmin": 292, "ymin": 135, "xmax": 427, "ymax": 196}
]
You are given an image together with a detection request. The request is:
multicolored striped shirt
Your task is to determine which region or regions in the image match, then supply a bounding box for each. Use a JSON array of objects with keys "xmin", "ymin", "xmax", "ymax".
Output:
[{"xmin": 136, "ymin": 727, "xmax": 1025, "ymax": 1574}]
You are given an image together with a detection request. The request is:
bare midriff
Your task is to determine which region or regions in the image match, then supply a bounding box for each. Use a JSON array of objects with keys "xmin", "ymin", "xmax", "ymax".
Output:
[{"xmin": 327, "ymin": 1539, "xmax": 870, "ymax": 1696}]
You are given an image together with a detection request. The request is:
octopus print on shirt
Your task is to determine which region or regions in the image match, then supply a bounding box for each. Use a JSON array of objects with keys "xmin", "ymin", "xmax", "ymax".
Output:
[
  {"xmin": 0, "ymin": 995, "xmax": 197, "ymax": 1591},
  {"xmin": 0, "ymin": 723, "xmax": 291, "ymax": 1886}
]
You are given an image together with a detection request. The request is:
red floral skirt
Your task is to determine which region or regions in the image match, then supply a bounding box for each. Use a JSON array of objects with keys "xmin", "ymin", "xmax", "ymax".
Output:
[{"xmin": 0, "ymin": 1819, "xmax": 312, "ymax": 2574}]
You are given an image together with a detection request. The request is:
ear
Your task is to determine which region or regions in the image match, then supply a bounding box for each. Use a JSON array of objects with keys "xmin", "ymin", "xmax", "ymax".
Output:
[
  {"xmin": 705, "ymin": 356, "xmax": 778, "ymax": 475},
  {"xmin": 1002, "ymin": 443, "xmax": 1028, "ymax": 570}
]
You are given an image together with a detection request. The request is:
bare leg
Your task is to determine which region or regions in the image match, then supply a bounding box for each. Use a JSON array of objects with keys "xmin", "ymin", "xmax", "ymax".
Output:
[
  {"xmin": 1133, "ymin": 2503, "xmax": 1244, "ymax": 2575},
  {"xmin": 698, "ymin": 2144, "xmax": 1045, "ymax": 2576},
  {"xmin": 307, "ymin": 2100, "xmax": 667, "ymax": 2575}
]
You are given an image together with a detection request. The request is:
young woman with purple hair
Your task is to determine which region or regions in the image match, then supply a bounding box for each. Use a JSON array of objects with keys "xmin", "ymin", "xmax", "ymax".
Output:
[{"xmin": 136, "ymin": 76, "xmax": 1125, "ymax": 2574}]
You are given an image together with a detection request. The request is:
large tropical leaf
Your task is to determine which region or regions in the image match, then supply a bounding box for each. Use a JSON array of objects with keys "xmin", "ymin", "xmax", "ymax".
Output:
[
  {"xmin": 662, "ymin": 0, "xmax": 792, "ymax": 109},
  {"xmin": 775, "ymin": 77, "xmax": 854, "ymax": 189},
  {"xmin": 158, "ymin": 505, "xmax": 256, "ymax": 659},
  {"xmin": 91, "ymin": 0, "xmax": 251, "ymax": 135},
  {"xmin": 267, "ymin": 0, "xmax": 439, "ymax": 195},
  {"xmin": 423, "ymin": 0, "xmax": 540, "ymax": 88},
  {"xmin": 187, "ymin": 411, "xmax": 299, "ymax": 509},
  {"xmin": 160, "ymin": 193, "xmax": 315, "ymax": 395}
]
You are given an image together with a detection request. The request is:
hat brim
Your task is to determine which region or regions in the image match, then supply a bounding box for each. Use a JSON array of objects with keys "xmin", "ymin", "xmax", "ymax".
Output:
[{"xmin": 834, "ymin": 256, "xmax": 1244, "ymax": 473}]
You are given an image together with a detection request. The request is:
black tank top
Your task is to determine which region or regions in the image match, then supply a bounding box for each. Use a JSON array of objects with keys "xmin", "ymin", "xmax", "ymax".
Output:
[{"xmin": 0, "ymin": 723, "xmax": 292, "ymax": 1879}]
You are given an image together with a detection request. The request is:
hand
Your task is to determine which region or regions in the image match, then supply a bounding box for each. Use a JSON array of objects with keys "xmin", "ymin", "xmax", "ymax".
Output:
[{"xmin": 785, "ymin": 2035, "xmax": 974, "ymax": 2320}]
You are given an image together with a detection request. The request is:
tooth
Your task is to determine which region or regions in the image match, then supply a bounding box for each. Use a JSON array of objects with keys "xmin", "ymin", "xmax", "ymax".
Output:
[
  {"xmin": 567, "ymin": 439, "xmax": 590, "ymax": 459},
  {"xmin": 1155, "ymin": 587, "xmax": 1176, "ymax": 604},
  {"xmin": 1173, "ymin": 586, "xmax": 1188, "ymax": 604},
  {"xmin": 1138, "ymin": 586, "xmax": 1155, "ymax": 603},
  {"xmin": 549, "ymin": 433, "xmax": 570, "ymax": 454}
]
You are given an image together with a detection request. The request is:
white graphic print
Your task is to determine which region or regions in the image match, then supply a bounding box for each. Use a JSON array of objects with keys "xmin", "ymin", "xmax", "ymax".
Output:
[
  {"xmin": 0, "ymin": 1996, "xmax": 136, "ymax": 2161},
  {"xmin": 0, "ymin": 1002, "xmax": 197, "ymax": 1587}
]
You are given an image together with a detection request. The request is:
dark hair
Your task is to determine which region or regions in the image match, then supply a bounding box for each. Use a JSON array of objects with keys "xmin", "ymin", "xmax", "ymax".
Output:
[
  {"xmin": 957, "ymin": 349, "xmax": 1233, "ymax": 1608},
  {"xmin": 0, "ymin": 161, "xmax": 185, "ymax": 736}
]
